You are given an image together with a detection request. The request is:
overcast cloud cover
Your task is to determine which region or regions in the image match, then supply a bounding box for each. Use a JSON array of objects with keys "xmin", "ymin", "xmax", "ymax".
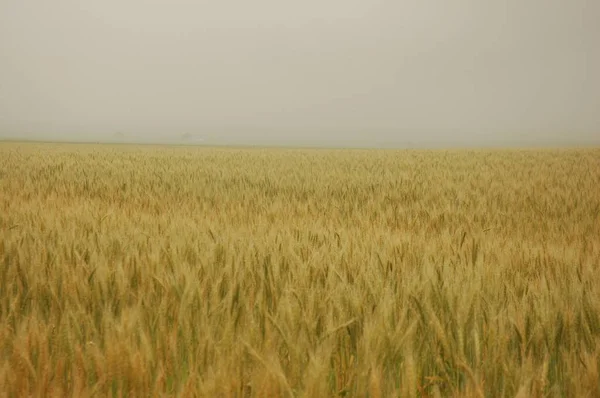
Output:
[{"xmin": 1, "ymin": 0, "xmax": 599, "ymax": 147}]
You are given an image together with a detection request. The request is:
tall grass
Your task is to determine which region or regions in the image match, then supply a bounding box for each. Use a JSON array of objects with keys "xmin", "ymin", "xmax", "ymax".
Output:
[{"xmin": 1, "ymin": 142, "xmax": 599, "ymax": 397}]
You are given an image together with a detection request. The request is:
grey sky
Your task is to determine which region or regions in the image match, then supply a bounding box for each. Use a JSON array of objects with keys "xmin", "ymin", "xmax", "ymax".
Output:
[{"xmin": 1, "ymin": 0, "xmax": 599, "ymax": 146}]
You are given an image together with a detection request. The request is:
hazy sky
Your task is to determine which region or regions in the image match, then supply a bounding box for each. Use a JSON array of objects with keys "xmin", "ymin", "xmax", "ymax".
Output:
[{"xmin": 1, "ymin": 0, "xmax": 599, "ymax": 146}]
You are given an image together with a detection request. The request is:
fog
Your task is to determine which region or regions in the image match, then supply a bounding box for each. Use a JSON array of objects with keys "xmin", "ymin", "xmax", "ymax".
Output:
[{"xmin": 1, "ymin": 0, "xmax": 599, "ymax": 147}]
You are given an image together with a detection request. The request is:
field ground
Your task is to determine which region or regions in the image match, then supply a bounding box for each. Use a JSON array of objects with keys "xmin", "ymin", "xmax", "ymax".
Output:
[{"xmin": 1, "ymin": 142, "xmax": 599, "ymax": 397}]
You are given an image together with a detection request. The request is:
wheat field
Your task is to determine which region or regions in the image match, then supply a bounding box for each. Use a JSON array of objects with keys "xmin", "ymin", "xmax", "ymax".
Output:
[{"xmin": 0, "ymin": 142, "xmax": 599, "ymax": 397}]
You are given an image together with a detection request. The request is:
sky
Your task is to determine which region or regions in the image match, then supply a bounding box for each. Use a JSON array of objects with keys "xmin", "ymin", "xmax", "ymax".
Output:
[{"xmin": 1, "ymin": 0, "xmax": 599, "ymax": 147}]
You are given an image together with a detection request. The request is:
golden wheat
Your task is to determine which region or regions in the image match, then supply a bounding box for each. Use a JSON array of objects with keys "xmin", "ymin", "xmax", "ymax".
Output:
[{"xmin": 0, "ymin": 142, "xmax": 599, "ymax": 397}]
